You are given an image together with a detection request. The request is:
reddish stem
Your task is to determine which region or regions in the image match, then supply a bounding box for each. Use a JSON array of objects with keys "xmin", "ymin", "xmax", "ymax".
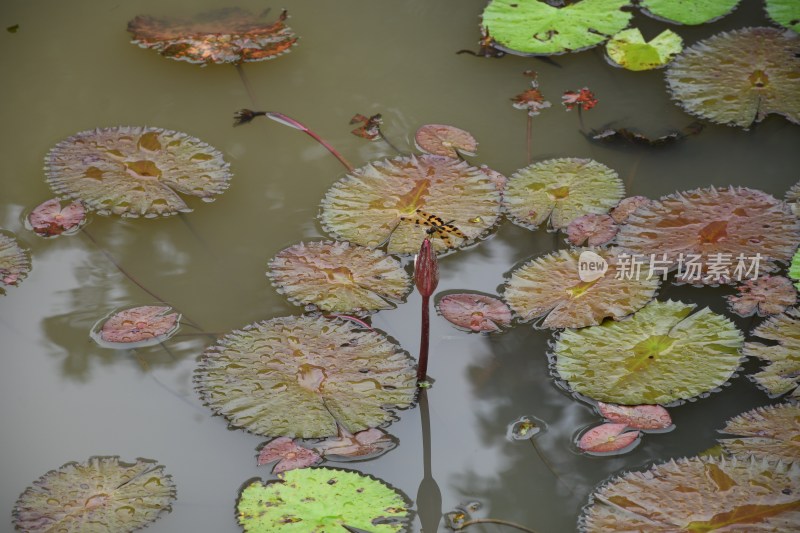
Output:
[
  {"xmin": 266, "ymin": 112, "xmax": 354, "ymax": 172},
  {"xmin": 417, "ymin": 294, "xmax": 431, "ymax": 383}
]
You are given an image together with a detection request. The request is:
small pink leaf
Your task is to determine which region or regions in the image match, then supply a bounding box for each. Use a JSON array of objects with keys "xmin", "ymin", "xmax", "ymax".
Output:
[
  {"xmin": 28, "ymin": 199, "xmax": 86, "ymax": 237},
  {"xmin": 437, "ymin": 293, "xmax": 512, "ymax": 332},
  {"xmin": 726, "ymin": 275, "xmax": 797, "ymax": 317},
  {"xmin": 95, "ymin": 305, "xmax": 180, "ymax": 347},
  {"xmin": 597, "ymin": 402, "xmax": 673, "ymax": 430},
  {"xmin": 415, "ymin": 124, "xmax": 478, "ymax": 158},
  {"xmin": 578, "ymin": 423, "xmax": 640, "ymax": 453},
  {"xmin": 257, "ymin": 437, "xmax": 321, "ymax": 473},
  {"xmin": 566, "ymin": 214, "xmax": 618, "ymax": 246}
]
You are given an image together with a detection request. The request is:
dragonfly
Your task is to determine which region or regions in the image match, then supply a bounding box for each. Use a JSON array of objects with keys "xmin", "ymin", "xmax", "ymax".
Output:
[{"xmin": 399, "ymin": 209, "xmax": 467, "ymax": 248}]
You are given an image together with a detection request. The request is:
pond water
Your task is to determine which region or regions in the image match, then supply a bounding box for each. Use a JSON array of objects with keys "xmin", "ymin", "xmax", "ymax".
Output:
[{"xmin": 1, "ymin": 0, "xmax": 799, "ymax": 531}]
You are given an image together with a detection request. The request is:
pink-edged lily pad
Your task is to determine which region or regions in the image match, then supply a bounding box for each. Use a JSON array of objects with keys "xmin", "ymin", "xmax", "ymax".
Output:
[
  {"xmin": 414, "ymin": 124, "xmax": 478, "ymax": 158},
  {"xmin": 436, "ymin": 292, "xmax": 512, "ymax": 333},
  {"xmin": 27, "ymin": 199, "xmax": 86, "ymax": 237},
  {"xmin": 578, "ymin": 423, "xmax": 640, "ymax": 453},
  {"xmin": 726, "ymin": 275, "xmax": 797, "ymax": 317},
  {"xmin": 610, "ymin": 195, "xmax": 652, "ymax": 224},
  {"xmin": 313, "ymin": 428, "xmax": 396, "ymax": 462},
  {"xmin": 257, "ymin": 437, "xmax": 322, "ymax": 473},
  {"xmin": 566, "ymin": 213, "xmax": 618, "ymax": 246},
  {"xmin": 0, "ymin": 232, "xmax": 31, "ymax": 293},
  {"xmin": 597, "ymin": 402, "xmax": 672, "ymax": 430},
  {"xmin": 92, "ymin": 305, "xmax": 181, "ymax": 348}
]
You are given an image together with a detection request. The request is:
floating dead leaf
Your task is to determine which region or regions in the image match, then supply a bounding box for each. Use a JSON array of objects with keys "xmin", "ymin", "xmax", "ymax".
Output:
[
  {"xmin": 313, "ymin": 427, "xmax": 396, "ymax": 462},
  {"xmin": 665, "ymin": 27, "xmax": 800, "ymax": 129},
  {"xmin": 350, "ymin": 113, "xmax": 383, "ymax": 141},
  {"xmin": 555, "ymin": 300, "xmax": 743, "ymax": 405},
  {"xmin": 589, "ymin": 122, "xmax": 703, "ymax": 147},
  {"xmin": 578, "ymin": 423, "xmax": 640, "ymax": 454},
  {"xmin": 436, "ymin": 292, "xmax": 512, "ymax": 333},
  {"xmin": 727, "ymin": 275, "xmax": 797, "ymax": 317},
  {"xmin": 597, "ymin": 402, "xmax": 673, "ymax": 430},
  {"xmin": 267, "ymin": 241, "xmax": 412, "ymax": 314},
  {"xmin": 720, "ymin": 403, "xmax": 800, "ymax": 463},
  {"xmin": 503, "ymin": 248, "xmax": 658, "ymax": 329},
  {"xmin": 257, "ymin": 437, "xmax": 322, "ymax": 473},
  {"xmin": 609, "ymin": 196, "xmax": 652, "ymax": 224},
  {"xmin": 567, "ymin": 214, "xmax": 618, "ymax": 246},
  {"xmin": 45, "ymin": 126, "xmax": 231, "ymax": 218},
  {"xmin": 414, "ymin": 124, "xmax": 478, "ymax": 158},
  {"xmin": 92, "ymin": 305, "xmax": 180, "ymax": 349},
  {"xmin": 320, "ymin": 154, "xmax": 501, "ymax": 254},
  {"xmin": 581, "ymin": 455, "xmax": 800, "ymax": 532},
  {"xmin": 27, "ymin": 199, "xmax": 86, "ymax": 237},
  {"xmin": 746, "ymin": 307, "xmax": 800, "ymax": 398},
  {"xmin": 196, "ymin": 315, "xmax": 416, "ymax": 438},
  {"xmin": 0, "ymin": 231, "xmax": 31, "ymax": 294},
  {"xmin": 13, "ymin": 456, "xmax": 176, "ymax": 533},
  {"xmin": 616, "ymin": 186, "xmax": 800, "ymax": 285},
  {"xmin": 128, "ymin": 8, "xmax": 297, "ymax": 64}
]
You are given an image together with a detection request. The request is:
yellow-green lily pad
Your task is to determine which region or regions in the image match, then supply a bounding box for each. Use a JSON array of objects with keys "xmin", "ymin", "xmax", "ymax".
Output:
[{"xmin": 606, "ymin": 28, "xmax": 683, "ymax": 71}]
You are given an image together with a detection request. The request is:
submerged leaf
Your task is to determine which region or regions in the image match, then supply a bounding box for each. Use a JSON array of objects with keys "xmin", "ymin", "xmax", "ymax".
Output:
[
  {"xmin": 414, "ymin": 124, "xmax": 477, "ymax": 158},
  {"xmin": 720, "ymin": 403, "xmax": 800, "ymax": 463},
  {"xmin": 92, "ymin": 305, "xmax": 180, "ymax": 348},
  {"xmin": 578, "ymin": 423, "xmax": 640, "ymax": 453},
  {"xmin": 639, "ymin": 0, "xmax": 741, "ymax": 25},
  {"xmin": 437, "ymin": 292, "xmax": 512, "ymax": 333},
  {"xmin": 727, "ymin": 275, "xmax": 797, "ymax": 317},
  {"xmin": 0, "ymin": 232, "xmax": 31, "ymax": 293},
  {"xmin": 554, "ymin": 300, "xmax": 743, "ymax": 405},
  {"xmin": 766, "ymin": 0, "xmax": 800, "ymax": 32},
  {"xmin": 238, "ymin": 468, "xmax": 410, "ymax": 532},
  {"xmin": 665, "ymin": 27, "xmax": 800, "ymax": 129},
  {"xmin": 481, "ymin": 0, "xmax": 633, "ymax": 56},
  {"xmin": 581, "ymin": 455, "xmax": 800, "ymax": 532},
  {"xmin": 320, "ymin": 155, "xmax": 501, "ymax": 254},
  {"xmin": 746, "ymin": 307, "xmax": 800, "ymax": 398},
  {"xmin": 13, "ymin": 456, "xmax": 176, "ymax": 533},
  {"xmin": 128, "ymin": 8, "xmax": 296, "ymax": 64},
  {"xmin": 257, "ymin": 437, "xmax": 322, "ymax": 473},
  {"xmin": 566, "ymin": 214, "xmax": 618, "ymax": 246},
  {"xmin": 195, "ymin": 315, "xmax": 416, "ymax": 438},
  {"xmin": 606, "ymin": 28, "xmax": 683, "ymax": 71},
  {"xmin": 27, "ymin": 199, "xmax": 86, "ymax": 237},
  {"xmin": 267, "ymin": 241, "xmax": 411, "ymax": 314},
  {"xmin": 597, "ymin": 402, "xmax": 672, "ymax": 430},
  {"xmin": 503, "ymin": 158, "xmax": 624, "ymax": 230},
  {"xmin": 45, "ymin": 126, "xmax": 231, "ymax": 218}
]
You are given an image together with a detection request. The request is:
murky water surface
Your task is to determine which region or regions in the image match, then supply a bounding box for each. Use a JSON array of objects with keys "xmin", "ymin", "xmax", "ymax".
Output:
[{"xmin": 1, "ymin": 0, "xmax": 799, "ymax": 531}]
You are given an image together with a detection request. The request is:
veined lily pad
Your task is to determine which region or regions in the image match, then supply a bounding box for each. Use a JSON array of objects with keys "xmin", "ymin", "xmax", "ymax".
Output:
[
  {"xmin": 616, "ymin": 186, "xmax": 800, "ymax": 285},
  {"xmin": 195, "ymin": 315, "xmax": 416, "ymax": 438},
  {"xmin": 639, "ymin": 0, "xmax": 741, "ymax": 25},
  {"xmin": 91, "ymin": 305, "xmax": 181, "ymax": 349},
  {"xmin": 766, "ymin": 0, "xmax": 800, "ymax": 32},
  {"xmin": 128, "ymin": 8, "xmax": 296, "ymax": 65},
  {"xmin": 578, "ymin": 423, "xmax": 640, "ymax": 454},
  {"xmin": 0, "ymin": 232, "xmax": 31, "ymax": 294},
  {"xmin": 503, "ymin": 158, "xmax": 624, "ymax": 230},
  {"xmin": 414, "ymin": 124, "xmax": 477, "ymax": 158},
  {"xmin": 581, "ymin": 455, "xmax": 800, "ymax": 532},
  {"xmin": 320, "ymin": 155, "xmax": 501, "ymax": 254},
  {"xmin": 314, "ymin": 427, "xmax": 396, "ymax": 462},
  {"xmin": 238, "ymin": 468, "xmax": 411, "ymax": 532},
  {"xmin": 597, "ymin": 402, "xmax": 672, "ymax": 430},
  {"xmin": 665, "ymin": 28, "xmax": 800, "ymax": 129},
  {"xmin": 720, "ymin": 403, "xmax": 800, "ymax": 463},
  {"xmin": 45, "ymin": 126, "xmax": 231, "ymax": 218},
  {"xmin": 610, "ymin": 196, "xmax": 652, "ymax": 224},
  {"xmin": 606, "ymin": 28, "xmax": 683, "ymax": 71},
  {"xmin": 13, "ymin": 456, "xmax": 176, "ymax": 533},
  {"xmin": 746, "ymin": 307, "xmax": 800, "ymax": 398},
  {"xmin": 566, "ymin": 214, "xmax": 618, "ymax": 246},
  {"xmin": 436, "ymin": 292, "xmax": 512, "ymax": 333},
  {"xmin": 481, "ymin": 0, "xmax": 633, "ymax": 56},
  {"xmin": 503, "ymin": 248, "xmax": 658, "ymax": 329},
  {"xmin": 27, "ymin": 199, "xmax": 86, "ymax": 237},
  {"xmin": 257, "ymin": 437, "xmax": 322, "ymax": 473},
  {"xmin": 554, "ymin": 299, "xmax": 743, "ymax": 405},
  {"xmin": 267, "ymin": 241, "xmax": 412, "ymax": 314},
  {"xmin": 726, "ymin": 275, "xmax": 797, "ymax": 317}
]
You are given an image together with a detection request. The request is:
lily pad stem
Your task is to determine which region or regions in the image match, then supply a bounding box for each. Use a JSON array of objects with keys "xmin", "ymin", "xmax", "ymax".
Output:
[
  {"xmin": 456, "ymin": 518, "xmax": 538, "ymax": 532},
  {"xmin": 528, "ymin": 437, "xmax": 574, "ymax": 495},
  {"xmin": 417, "ymin": 293, "xmax": 431, "ymax": 383}
]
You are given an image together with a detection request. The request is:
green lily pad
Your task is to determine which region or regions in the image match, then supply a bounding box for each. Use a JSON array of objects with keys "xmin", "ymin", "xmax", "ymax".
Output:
[
  {"xmin": 481, "ymin": 0, "xmax": 633, "ymax": 56},
  {"xmin": 195, "ymin": 315, "xmax": 417, "ymax": 438},
  {"xmin": 720, "ymin": 403, "xmax": 800, "ymax": 463},
  {"xmin": 503, "ymin": 158, "xmax": 625, "ymax": 230},
  {"xmin": 320, "ymin": 154, "xmax": 501, "ymax": 254},
  {"xmin": 791, "ymin": 249, "xmax": 800, "ymax": 290},
  {"xmin": 13, "ymin": 456, "xmax": 176, "ymax": 533},
  {"xmin": 581, "ymin": 455, "xmax": 800, "ymax": 532},
  {"xmin": 765, "ymin": 0, "xmax": 800, "ymax": 32},
  {"xmin": 238, "ymin": 468, "xmax": 411, "ymax": 532},
  {"xmin": 665, "ymin": 27, "xmax": 800, "ymax": 129},
  {"xmin": 0, "ymin": 231, "xmax": 31, "ymax": 295},
  {"xmin": 554, "ymin": 300, "xmax": 743, "ymax": 405},
  {"xmin": 267, "ymin": 241, "xmax": 412, "ymax": 314},
  {"xmin": 746, "ymin": 307, "xmax": 800, "ymax": 398},
  {"xmin": 45, "ymin": 126, "xmax": 231, "ymax": 217},
  {"xmin": 606, "ymin": 28, "xmax": 683, "ymax": 71},
  {"xmin": 639, "ymin": 0, "xmax": 741, "ymax": 25}
]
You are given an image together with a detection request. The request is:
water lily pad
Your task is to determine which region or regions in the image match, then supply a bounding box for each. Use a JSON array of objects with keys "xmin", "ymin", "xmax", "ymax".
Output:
[
  {"xmin": 606, "ymin": 28, "xmax": 683, "ymax": 71},
  {"xmin": 267, "ymin": 241, "xmax": 411, "ymax": 314},
  {"xmin": 578, "ymin": 423, "xmax": 640, "ymax": 454},
  {"xmin": 720, "ymin": 403, "xmax": 800, "ymax": 463},
  {"xmin": 481, "ymin": 0, "xmax": 633, "ymax": 56},
  {"xmin": 314, "ymin": 427, "xmax": 396, "ymax": 462},
  {"xmin": 503, "ymin": 248, "xmax": 658, "ymax": 329},
  {"xmin": 237, "ymin": 468, "xmax": 411, "ymax": 532},
  {"xmin": 128, "ymin": 8, "xmax": 296, "ymax": 64},
  {"xmin": 746, "ymin": 307, "xmax": 800, "ymax": 398},
  {"xmin": 320, "ymin": 154, "xmax": 501, "ymax": 254},
  {"xmin": 597, "ymin": 402, "xmax": 673, "ymax": 430},
  {"xmin": 13, "ymin": 456, "xmax": 176, "ymax": 533},
  {"xmin": 766, "ymin": 0, "xmax": 800, "ymax": 32},
  {"xmin": 665, "ymin": 27, "xmax": 800, "ymax": 129},
  {"xmin": 436, "ymin": 292, "xmax": 512, "ymax": 332},
  {"xmin": 507, "ymin": 415, "xmax": 543, "ymax": 440},
  {"xmin": 616, "ymin": 186, "xmax": 800, "ymax": 285},
  {"xmin": 503, "ymin": 158, "xmax": 624, "ymax": 230},
  {"xmin": 581, "ymin": 455, "xmax": 800, "ymax": 532},
  {"xmin": 792, "ymin": 249, "xmax": 800, "ymax": 291},
  {"xmin": 610, "ymin": 196, "xmax": 652, "ymax": 224},
  {"xmin": 554, "ymin": 299, "xmax": 743, "ymax": 405},
  {"xmin": 45, "ymin": 126, "xmax": 231, "ymax": 218},
  {"xmin": 639, "ymin": 0, "xmax": 741, "ymax": 25},
  {"xmin": 257, "ymin": 437, "xmax": 322, "ymax": 473},
  {"xmin": 91, "ymin": 305, "xmax": 181, "ymax": 349},
  {"xmin": 195, "ymin": 315, "xmax": 416, "ymax": 438},
  {"xmin": 414, "ymin": 124, "xmax": 477, "ymax": 158},
  {"xmin": 567, "ymin": 214, "xmax": 618, "ymax": 246},
  {"xmin": 727, "ymin": 275, "xmax": 797, "ymax": 317},
  {"xmin": 27, "ymin": 199, "xmax": 86, "ymax": 237},
  {"xmin": 0, "ymin": 232, "xmax": 31, "ymax": 294}
]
